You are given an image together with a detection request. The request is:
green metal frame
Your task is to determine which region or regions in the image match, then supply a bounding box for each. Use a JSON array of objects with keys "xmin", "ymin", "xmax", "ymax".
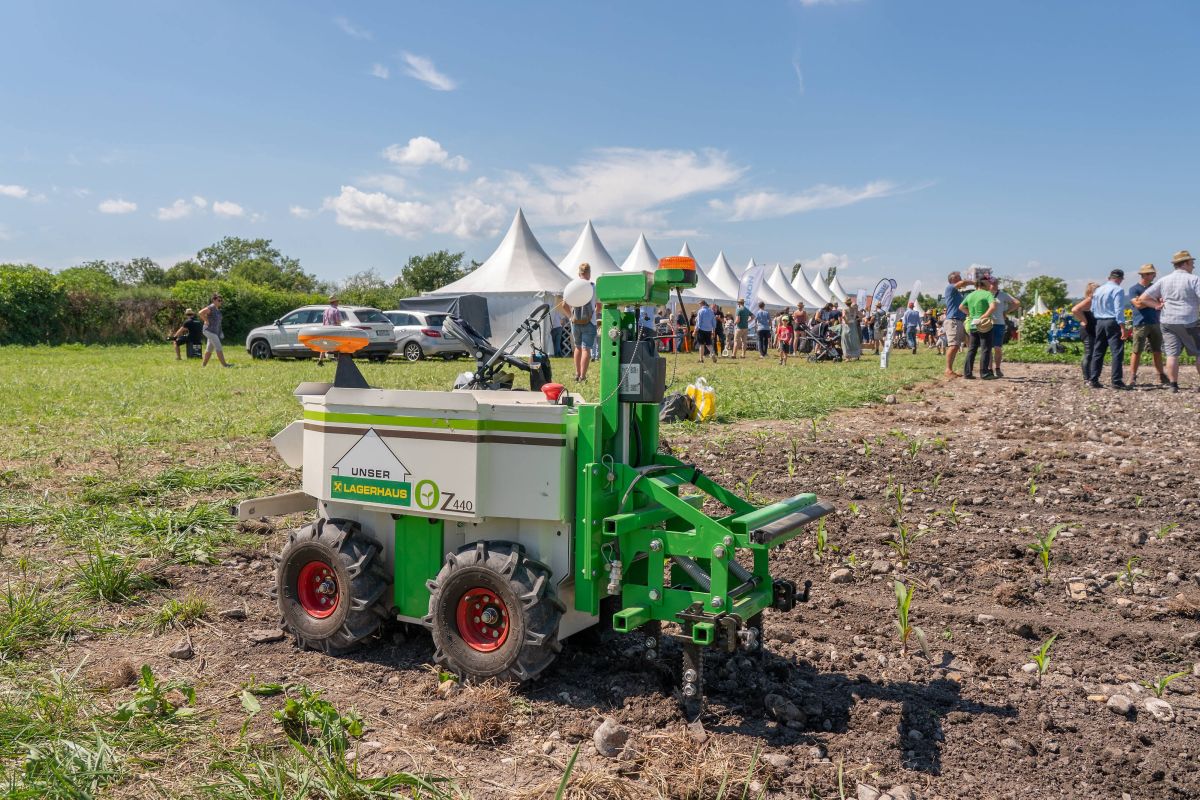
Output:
[{"xmin": 573, "ymin": 267, "xmax": 819, "ymax": 646}]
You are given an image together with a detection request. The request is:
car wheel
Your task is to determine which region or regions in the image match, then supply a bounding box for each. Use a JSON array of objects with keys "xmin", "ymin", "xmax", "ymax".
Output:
[
  {"xmin": 368, "ymin": 353, "xmax": 389, "ymax": 363},
  {"xmin": 403, "ymin": 342, "xmax": 423, "ymax": 362},
  {"xmin": 250, "ymin": 339, "xmax": 272, "ymax": 360}
]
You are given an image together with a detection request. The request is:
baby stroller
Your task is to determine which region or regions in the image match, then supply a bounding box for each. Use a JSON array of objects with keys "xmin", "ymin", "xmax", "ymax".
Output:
[
  {"xmin": 442, "ymin": 304, "xmax": 553, "ymax": 391},
  {"xmin": 802, "ymin": 321, "xmax": 843, "ymax": 362}
]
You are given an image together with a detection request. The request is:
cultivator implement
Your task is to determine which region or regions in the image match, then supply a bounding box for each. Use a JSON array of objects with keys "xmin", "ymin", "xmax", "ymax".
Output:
[{"xmin": 239, "ymin": 256, "xmax": 832, "ymax": 709}]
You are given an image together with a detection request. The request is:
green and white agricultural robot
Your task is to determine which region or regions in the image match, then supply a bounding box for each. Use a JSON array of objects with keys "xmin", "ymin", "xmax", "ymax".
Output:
[{"xmin": 238, "ymin": 258, "xmax": 833, "ymax": 705}]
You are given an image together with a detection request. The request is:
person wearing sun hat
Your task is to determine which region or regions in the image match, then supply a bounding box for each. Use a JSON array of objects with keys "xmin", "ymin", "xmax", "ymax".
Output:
[
  {"xmin": 1135, "ymin": 250, "xmax": 1200, "ymax": 392},
  {"xmin": 1128, "ymin": 264, "xmax": 1168, "ymax": 386}
]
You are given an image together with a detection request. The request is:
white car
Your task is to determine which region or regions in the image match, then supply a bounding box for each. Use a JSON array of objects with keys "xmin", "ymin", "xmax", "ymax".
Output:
[{"xmin": 245, "ymin": 305, "xmax": 397, "ymax": 361}]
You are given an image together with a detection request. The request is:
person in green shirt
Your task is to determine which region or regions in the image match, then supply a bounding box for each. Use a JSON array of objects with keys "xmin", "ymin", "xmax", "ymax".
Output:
[
  {"xmin": 958, "ymin": 286, "xmax": 997, "ymax": 379},
  {"xmin": 732, "ymin": 298, "xmax": 752, "ymax": 358}
]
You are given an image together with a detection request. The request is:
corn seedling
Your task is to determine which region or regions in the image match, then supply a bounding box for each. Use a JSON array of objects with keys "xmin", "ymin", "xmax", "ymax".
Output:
[
  {"xmin": 891, "ymin": 483, "xmax": 907, "ymax": 523},
  {"xmin": 1118, "ymin": 556, "xmax": 1142, "ymax": 593},
  {"xmin": 893, "ymin": 580, "xmax": 925, "ymax": 657},
  {"xmin": 1027, "ymin": 477, "xmax": 1038, "ymax": 497},
  {"xmin": 1028, "ymin": 523, "xmax": 1065, "ymax": 580},
  {"xmin": 862, "ymin": 440, "xmax": 872, "ymax": 458},
  {"xmin": 1139, "ymin": 670, "xmax": 1190, "ymax": 698},
  {"xmin": 847, "ymin": 501, "xmax": 860, "ymax": 516},
  {"xmin": 885, "ymin": 524, "xmax": 927, "ymax": 568},
  {"xmin": 930, "ymin": 472, "xmax": 943, "ymax": 493},
  {"xmin": 1154, "ymin": 523, "xmax": 1179, "ymax": 540},
  {"xmin": 1029, "ymin": 634, "xmax": 1057, "ymax": 680},
  {"xmin": 813, "ymin": 519, "xmax": 838, "ymax": 563},
  {"xmin": 835, "ymin": 473, "xmax": 847, "ymax": 489},
  {"xmin": 941, "ymin": 627, "xmax": 953, "ymax": 642},
  {"xmin": 1133, "ymin": 495, "xmax": 1144, "ymax": 508},
  {"xmin": 906, "ymin": 438, "xmax": 924, "ymax": 460},
  {"xmin": 844, "ymin": 552, "xmax": 860, "ymax": 569},
  {"xmin": 786, "ymin": 451, "xmax": 797, "ymax": 479}
]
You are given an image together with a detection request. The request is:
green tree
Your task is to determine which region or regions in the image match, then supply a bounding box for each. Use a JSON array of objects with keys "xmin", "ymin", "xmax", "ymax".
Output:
[
  {"xmin": 397, "ymin": 250, "xmax": 471, "ymax": 294},
  {"xmin": 1020, "ymin": 276, "xmax": 1068, "ymax": 310},
  {"xmin": 117, "ymin": 257, "xmax": 168, "ymax": 286},
  {"xmin": 891, "ymin": 292, "xmax": 941, "ymax": 311},
  {"xmin": 163, "ymin": 259, "xmax": 218, "ymax": 285},
  {"xmin": 337, "ymin": 269, "xmax": 412, "ymax": 309},
  {"xmin": 195, "ymin": 237, "xmax": 317, "ymax": 292}
]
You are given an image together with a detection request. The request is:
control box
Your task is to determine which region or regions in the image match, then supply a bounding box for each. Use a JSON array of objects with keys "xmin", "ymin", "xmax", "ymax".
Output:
[{"xmin": 618, "ymin": 340, "xmax": 667, "ymax": 403}]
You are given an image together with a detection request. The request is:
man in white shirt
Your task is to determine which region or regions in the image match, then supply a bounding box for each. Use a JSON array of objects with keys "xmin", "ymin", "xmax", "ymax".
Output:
[{"xmin": 1137, "ymin": 250, "xmax": 1200, "ymax": 393}]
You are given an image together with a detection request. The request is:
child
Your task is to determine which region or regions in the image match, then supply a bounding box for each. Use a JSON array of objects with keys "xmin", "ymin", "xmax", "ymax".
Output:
[
  {"xmin": 776, "ymin": 316, "xmax": 793, "ymax": 365},
  {"xmin": 936, "ymin": 323, "xmax": 948, "ymax": 356},
  {"xmin": 723, "ymin": 313, "xmax": 736, "ymax": 357}
]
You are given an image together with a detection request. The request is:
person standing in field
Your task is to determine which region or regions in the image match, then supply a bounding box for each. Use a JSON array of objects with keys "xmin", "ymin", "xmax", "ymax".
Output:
[
  {"xmin": 902, "ymin": 302, "xmax": 922, "ymax": 354},
  {"xmin": 1087, "ymin": 268, "xmax": 1131, "ymax": 389},
  {"xmin": 168, "ymin": 308, "xmax": 204, "ymax": 360},
  {"xmin": 563, "ymin": 263, "xmax": 596, "ymax": 382},
  {"xmin": 754, "ymin": 301, "xmax": 772, "ymax": 358},
  {"xmin": 317, "ymin": 295, "xmax": 342, "ymax": 366},
  {"xmin": 712, "ymin": 305, "xmax": 726, "ymax": 356},
  {"xmin": 1071, "ymin": 282, "xmax": 1100, "ymax": 385},
  {"xmin": 841, "ymin": 297, "xmax": 862, "ymax": 360},
  {"xmin": 1133, "ymin": 250, "xmax": 1200, "ymax": 393},
  {"xmin": 959, "ymin": 282, "xmax": 996, "ymax": 379},
  {"xmin": 693, "ymin": 300, "xmax": 717, "ymax": 364},
  {"xmin": 1128, "ymin": 264, "xmax": 1168, "ymax": 386},
  {"xmin": 722, "ymin": 309, "xmax": 736, "ymax": 357},
  {"xmin": 199, "ymin": 294, "xmax": 231, "ymax": 368},
  {"xmin": 988, "ymin": 278, "xmax": 1021, "ymax": 378},
  {"xmin": 942, "ymin": 271, "xmax": 974, "ymax": 377},
  {"xmin": 733, "ymin": 298, "xmax": 751, "ymax": 358},
  {"xmin": 776, "ymin": 314, "xmax": 793, "ymax": 365}
]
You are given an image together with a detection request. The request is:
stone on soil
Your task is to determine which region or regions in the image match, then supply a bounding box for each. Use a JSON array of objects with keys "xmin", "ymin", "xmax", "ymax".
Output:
[
  {"xmin": 1144, "ymin": 698, "xmax": 1175, "ymax": 722},
  {"xmin": 830, "ymin": 568, "xmax": 852, "ymax": 584},
  {"xmin": 593, "ymin": 717, "xmax": 629, "ymax": 758},
  {"xmin": 249, "ymin": 628, "xmax": 286, "ymax": 644},
  {"xmin": 168, "ymin": 638, "xmax": 193, "ymax": 660},
  {"xmin": 1106, "ymin": 694, "xmax": 1133, "ymax": 716}
]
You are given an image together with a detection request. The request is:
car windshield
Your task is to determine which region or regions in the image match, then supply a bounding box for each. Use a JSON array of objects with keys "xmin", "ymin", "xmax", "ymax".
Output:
[
  {"xmin": 423, "ymin": 314, "xmax": 447, "ymax": 328},
  {"xmin": 354, "ymin": 309, "xmax": 389, "ymax": 323}
]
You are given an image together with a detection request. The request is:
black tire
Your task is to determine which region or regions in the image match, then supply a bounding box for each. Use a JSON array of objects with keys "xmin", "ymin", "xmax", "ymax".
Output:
[
  {"xmin": 403, "ymin": 341, "xmax": 423, "ymax": 362},
  {"xmin": 250, "ymin": 339, "xmax": 272, "ymax": 360},
  {"xmin": 368, "ymin": 353, "xmax": 389, "ymax": 363},
  {"xmin": 274, "ymin": 517, "xmax": 389, "ymax": 654},
  {"xmin": 425, "ymin": 541, "xmax": 563, "ymax": 683}
]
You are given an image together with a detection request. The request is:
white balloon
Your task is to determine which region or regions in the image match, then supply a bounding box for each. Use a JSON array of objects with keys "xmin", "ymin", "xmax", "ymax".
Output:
[{"xmin": 563, "ymin": 278, "xmax": 595, "ymax": 308}]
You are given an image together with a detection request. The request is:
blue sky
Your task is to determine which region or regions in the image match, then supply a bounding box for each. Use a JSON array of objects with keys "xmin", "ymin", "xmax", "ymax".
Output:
[{"xmin": 2, "ymin": 0, "xmax": 1198, "ymax": 294}]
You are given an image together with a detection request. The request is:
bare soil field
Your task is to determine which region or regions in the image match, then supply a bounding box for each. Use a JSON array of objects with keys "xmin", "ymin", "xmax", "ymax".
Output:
[{"xmin": 4, "ymin": 361, "xmax": 1199, "ymax": 799}]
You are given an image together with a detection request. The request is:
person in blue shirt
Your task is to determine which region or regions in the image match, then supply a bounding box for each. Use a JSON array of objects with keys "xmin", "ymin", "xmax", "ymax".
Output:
[
  {"xmin": 902, "ymin": 303, "xmax": 922, "ymax": 354},
  {"xmin": 694, "ymin": 300, "xmax": 717, "ymax": 364},
  {"xmin": 753, "ymin": 301, "xmax": 772, "ymax": 358},
  {"xmin": 941, "ymin": 271, "xmax": 974, "ymax": 377},
  {"xmin": 1128, "ymin": 263, "xmax": 1167, "ymax": 386},
  {"xmin": 1087, "ymin": 268, "xmax": 1131, "ymax": 389}
]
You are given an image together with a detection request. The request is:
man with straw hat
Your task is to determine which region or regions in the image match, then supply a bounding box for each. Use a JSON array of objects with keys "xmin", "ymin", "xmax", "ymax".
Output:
[
  {"xmin": 1134, "ymin": 250, "xmax": 1200, "ymax": 392},
  {"xmin": 1128, "ymin": 264, "xmax": 1168, "ymax": 387}
]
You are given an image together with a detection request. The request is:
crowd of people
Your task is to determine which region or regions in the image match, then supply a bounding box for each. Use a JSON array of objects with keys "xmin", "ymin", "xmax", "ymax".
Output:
[{"xmin": 1069, "ymin": 250, "xmax": 1200, "ymax": 392}]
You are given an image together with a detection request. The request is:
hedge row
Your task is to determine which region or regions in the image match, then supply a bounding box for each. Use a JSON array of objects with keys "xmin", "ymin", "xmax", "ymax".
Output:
[{"xmin": 0, "ymin": 264, "xmax": 322, "ymax": 345}]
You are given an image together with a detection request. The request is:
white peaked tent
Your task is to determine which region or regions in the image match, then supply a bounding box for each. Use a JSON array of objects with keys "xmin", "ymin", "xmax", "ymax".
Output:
[
  {"xmin": 742, "ymin": 258, "xmax": 792, "ymax": 309},
  {"xmin": 430, "ymin": 209, "xmax": 567, "ymax": 353},
  {"xmin": 557, "ymin": 220, "xmax": 620, "ymax": 278},
  {"xmin": 766, "ymin": 263, "xmax": 804, "ymax": 308},
  {"xmin": 677, "ymin": 243, "xmax": 734, "ymax": 305},
  {"xmin": 828, "ymin": 275, "xmax": 850, "ymax": 303},
  {"xmin": 706, "ymin": 251, "xmax": 742, "ymax": 299},
  {"xmin": 1032, "ymin": 291, "xmax": 1050, "ymax": 315},
  {"xmin": 619, "ymin": 234, "xmax": 659, "ymax": 273},
  {"xmin": 790, "ymin": 266, "xmax": 828, "ymax": 309},
  {"xmin": 810, "ymin": 272, "xmax": 836, "ymax": 304}
]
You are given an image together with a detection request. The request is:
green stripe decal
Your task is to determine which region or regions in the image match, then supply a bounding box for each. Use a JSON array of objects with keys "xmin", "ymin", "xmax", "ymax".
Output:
[{"xmin": 304, "ymin": 409, "xmax": 566, "ymax": 435}]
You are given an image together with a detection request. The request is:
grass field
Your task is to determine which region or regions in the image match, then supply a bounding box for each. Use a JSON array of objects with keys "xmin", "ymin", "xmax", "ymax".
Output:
[{"xmin": 0, "ymin": 343, "xmax": 947, "ymax": 798}]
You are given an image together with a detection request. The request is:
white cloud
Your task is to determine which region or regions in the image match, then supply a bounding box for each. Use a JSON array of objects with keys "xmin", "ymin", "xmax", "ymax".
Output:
[
  {"xmin": 400, "ymin": 52, "xmax": 457, "ymax": 91},
  {"xmin": 358, "ymin": 173, "xmax": 409, "ymax": 193},
  {"xmin": 97, "ymin": 198, "xmax": 137, "ymax": 214},
  {"xmin": 442, "ymin": 194, "xmax": 507, "ymax": 239},
  {"xmin": 383, "ymin": 136, "xmax": 468, "ymax": 171},
  {"xmin": 792, "ymin": 59, "xmax": 805, "ymax": 94},
  {"xmin": 334, "ymin": 16, "xmax": 372, "ymax": 40},
  {"xmin": 212, "ymin": 200, "xmax": 245, "ymax": 218},
  {"xmin": 289, "ymin": 205, "xmax": 315, "ymax": 219},
  {"xmin": 323, "ymin": 186, "xmax": 438, "ymax": 238},
  {"xmin": 716, "ymin": 180, "xmax": 899, "ymax": 221},
  {"xmin": 157, "ymin": 197, "xmax": 203, "ymax": 221},
  {"xmin": 0, "ymin": 184, "xmax": 30, "ymax": 199},
  {"xmin": 370, "ymin": 63, "xmax": 389, "ymax": 80},
  {"xmin": 72, "ymin": 187, "xmax": 91, "ymax": 198},
  {"xmin": 192, "ymin": 195, "xmax": 208, "ymax": 209},
  {"xmin": 804, "ymin": 252, "xmax": 851, "ymax": 275}
]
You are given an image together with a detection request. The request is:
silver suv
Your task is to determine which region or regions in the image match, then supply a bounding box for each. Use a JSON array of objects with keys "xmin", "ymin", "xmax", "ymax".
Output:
[
  {"xmin": 383, "ymin": 310, "xmax": 469, "ymax": 361},
  {"xmin": 245, "ymin": 305, "xmax": 397, "ymax": 361}
]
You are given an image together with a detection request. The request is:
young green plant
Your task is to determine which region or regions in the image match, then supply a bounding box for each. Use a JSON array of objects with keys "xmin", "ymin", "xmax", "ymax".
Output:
[
  {"xmin": 1029, "ymin": 634, "xmax": 1057, "ymax": 680},
  {"xmin": 885, "ymin": 523, "xmax": 928, "ymax": 569},
  {"xmin": 1028, "ymin": 523, "xmax": 1065, "ymax": 580},
  {"xmin": 1118, "ymin": 556, "xmax": 1142, "ymax": 593},
  {"xmin": 1139, "ymin": 670, "xmax": 1190, "ymax": 699},
  {"xmin": 893, "ymin": 580, "xmax": 925, "ymax": 657}
]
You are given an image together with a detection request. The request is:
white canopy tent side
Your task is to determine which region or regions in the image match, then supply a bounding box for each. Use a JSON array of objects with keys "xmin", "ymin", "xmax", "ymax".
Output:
[
  {"xmin": 828, "ymin": 275, "xmax": 850, "ymax": 303},
  {"xmin": 790, "ymin": 266, "xmax": 827, "ymax": 309},
  {"xmin": 619, "ymin": 234, "xmax": 659, "ymax": 273},
  {"xmin": 677, "ymin": 243, "xmax": 734, "ymax": 307},
  {"xmin": 557, "ymin": 220, "xmax": 620, "ymax": 278},
  {"xmin": 706, "ymin": 250, "xmax": 742, "ymax": 300},
  {"xmin": 765, "ymin": 263, "xmax": 804, "ymax": 309},
  {"xmin": 429, "ymin": 209, "xmax": 568, "ymax": 354},
  {"xmin": 810, "ymin": 272, "xmax": 836, "ymax": 304}
]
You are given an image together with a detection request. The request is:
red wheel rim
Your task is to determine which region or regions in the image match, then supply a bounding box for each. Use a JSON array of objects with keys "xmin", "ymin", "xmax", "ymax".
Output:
[
  {"xmin": 455, "ymin": 588, "xmax": 509, "ymax": 652},
  {"xmin": 296, "ymin": 560, "xmax": 339, "ymax": 619}
]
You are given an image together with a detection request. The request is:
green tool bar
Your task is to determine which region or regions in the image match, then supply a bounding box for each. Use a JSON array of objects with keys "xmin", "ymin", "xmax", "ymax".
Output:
[
  {"xmin": 304, "ymin": 409, "xmax": 566, "ymax": 435},
  {"xmin": 729, "ymin": 493, "xmax": 818, "ymax": 535}
]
